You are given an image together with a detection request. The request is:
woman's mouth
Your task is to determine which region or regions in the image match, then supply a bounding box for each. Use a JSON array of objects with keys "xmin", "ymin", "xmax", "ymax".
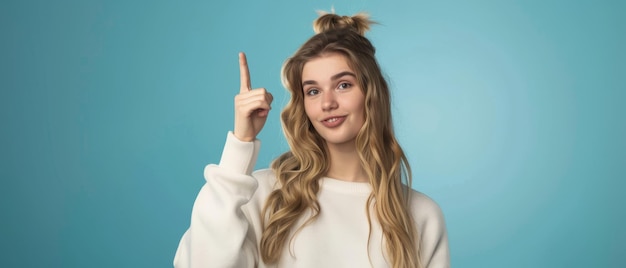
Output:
[{"xmin": 321, "ymin": 116, "xmax": 346, "ymax": 128}]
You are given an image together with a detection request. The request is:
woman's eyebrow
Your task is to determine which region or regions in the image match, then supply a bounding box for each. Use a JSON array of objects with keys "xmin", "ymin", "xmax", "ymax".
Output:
[
  {"xmin": 302, "ymin": 71, "xmax": 356, "ymax": 87},
  {"xmin": 331, "ymin": 71, "xmax": 356, "ymax": 81},
  {"xmin": 302, "ymin": 80, "xmax": 317, "ymax": 87}
]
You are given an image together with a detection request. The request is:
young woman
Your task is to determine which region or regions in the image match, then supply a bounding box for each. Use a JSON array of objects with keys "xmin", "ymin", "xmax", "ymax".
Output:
[{"xmin": 174, "ymin": 12, "xmax": 449, "ymax": 268}]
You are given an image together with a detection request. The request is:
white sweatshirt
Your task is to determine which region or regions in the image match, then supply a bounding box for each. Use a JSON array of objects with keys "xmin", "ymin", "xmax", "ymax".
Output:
[{"xmin": 174, "ymin": 132, "xmax": 450, "ymax": 268}]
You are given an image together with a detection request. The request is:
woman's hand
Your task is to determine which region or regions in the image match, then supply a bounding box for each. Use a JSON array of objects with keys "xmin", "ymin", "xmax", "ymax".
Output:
[{"xmin": 233, "ymin": 52, "xmax": 273, "ymax": 142}]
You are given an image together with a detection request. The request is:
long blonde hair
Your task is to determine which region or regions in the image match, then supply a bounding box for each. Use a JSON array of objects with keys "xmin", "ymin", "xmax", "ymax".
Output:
[{"xmin": 260, "ymin": 12, "xmax": 421, "ymax": 268}]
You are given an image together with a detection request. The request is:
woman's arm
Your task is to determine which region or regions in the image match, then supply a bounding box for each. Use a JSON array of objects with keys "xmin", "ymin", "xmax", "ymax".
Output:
[{"xmin": 175, "ymin": 52, "xmax": 273, "ymax": 267}]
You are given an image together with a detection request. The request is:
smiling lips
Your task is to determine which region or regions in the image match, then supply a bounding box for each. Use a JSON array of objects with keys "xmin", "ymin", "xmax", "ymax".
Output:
[{"xmin": 321, "ymin": 116, "xmax": 347, "ymax": 128}]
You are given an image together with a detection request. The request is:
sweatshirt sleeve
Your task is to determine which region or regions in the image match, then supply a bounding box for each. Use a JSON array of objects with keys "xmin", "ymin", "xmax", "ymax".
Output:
[
  {"xmin": 413, "ymin": 192, "xmax": 451, "ymax": 268},
  {"xmin": 173, "ymin": 132, "xmax": 262, "ymax": 268}
]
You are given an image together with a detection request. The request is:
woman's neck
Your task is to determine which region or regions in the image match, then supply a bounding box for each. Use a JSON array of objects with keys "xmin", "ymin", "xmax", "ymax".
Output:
[{"xmin": 325, "ymin": 142, "xmax": 368, "ymax": 182}]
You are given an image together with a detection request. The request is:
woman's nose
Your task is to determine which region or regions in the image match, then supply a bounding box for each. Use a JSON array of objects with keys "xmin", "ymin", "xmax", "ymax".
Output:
[{"xmin": 321, "ymin": 91, "xmax": 338, "ymax": 111}]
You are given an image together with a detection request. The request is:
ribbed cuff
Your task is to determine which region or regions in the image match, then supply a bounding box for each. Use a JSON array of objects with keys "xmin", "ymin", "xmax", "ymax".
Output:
[{"xmin": 218, "ymin": 131, "xmax": 260, "ymax": 175}]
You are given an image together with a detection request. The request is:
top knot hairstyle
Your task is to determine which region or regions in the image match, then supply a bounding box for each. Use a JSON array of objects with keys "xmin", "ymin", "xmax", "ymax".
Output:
[
  {"xmin": 261, "ymin": 11, "xmax": 422, "ymax": 268},
  {"xmin": 313, "ymin": 12, "xmax": 374, "ymax": 36}
]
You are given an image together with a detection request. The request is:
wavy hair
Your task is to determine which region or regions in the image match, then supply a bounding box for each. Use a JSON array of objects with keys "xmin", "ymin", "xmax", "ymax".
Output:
[{"xmin": 260, "ymin": 12, "xmax": 421, "ymax": 268}]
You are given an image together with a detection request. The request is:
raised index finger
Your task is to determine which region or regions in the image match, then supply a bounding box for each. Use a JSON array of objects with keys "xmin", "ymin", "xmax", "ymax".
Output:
[{"xmin": 239, "ymin": 52, "xmax": 251, "ymax": 93}]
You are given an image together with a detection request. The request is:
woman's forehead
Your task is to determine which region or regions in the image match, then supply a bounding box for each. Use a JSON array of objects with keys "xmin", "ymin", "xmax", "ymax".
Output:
[{"xmin": 302, "ymin": 53, "xmax": 354, "ymax": 80}]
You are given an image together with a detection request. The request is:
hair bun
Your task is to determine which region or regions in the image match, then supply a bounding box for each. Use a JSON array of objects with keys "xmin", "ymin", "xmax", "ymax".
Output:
[{"xmin": 313, "ymin": 11, "xmax": 373, "ymax": 36}]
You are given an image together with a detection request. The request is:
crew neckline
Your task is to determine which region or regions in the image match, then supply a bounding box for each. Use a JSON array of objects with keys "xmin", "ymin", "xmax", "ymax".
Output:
[{"xmin": 320, "ymin": 177, "xmax": 372, "ymax": 195}]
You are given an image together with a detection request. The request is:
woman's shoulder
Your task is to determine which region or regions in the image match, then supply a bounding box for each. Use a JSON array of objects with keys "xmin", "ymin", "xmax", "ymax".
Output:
[
  {"xmin": 407, "ymin": 189, "xmax": 446, "ymax": 226},
  {"xmin": 252, "ymin": 168, "xmax": 276, "ymax": 180},
  {"xmin": 251, "ymin": 168, "xmax": 279, "ymax": 194},
  {"xmin": 408, "ymin": 189, "xmax": 450, "ymax": 265},
  {"xmin": 240, "ymin": 169, "xmax": 278, "ymax": 215}
]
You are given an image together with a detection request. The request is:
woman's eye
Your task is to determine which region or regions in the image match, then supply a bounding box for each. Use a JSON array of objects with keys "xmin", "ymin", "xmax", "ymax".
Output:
[
  {"xmin": 306, "ymin": 89, "xmax": 319, "ymax": 96},
  {"xmin": 338, "ymin": 82, "xmax": 351, "ymax": 89}
]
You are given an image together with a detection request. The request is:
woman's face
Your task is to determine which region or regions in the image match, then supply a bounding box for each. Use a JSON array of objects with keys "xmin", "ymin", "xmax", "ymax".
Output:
[{"xmin": 301, "ymin": 53, "xmax": 365, "ymax": 147}]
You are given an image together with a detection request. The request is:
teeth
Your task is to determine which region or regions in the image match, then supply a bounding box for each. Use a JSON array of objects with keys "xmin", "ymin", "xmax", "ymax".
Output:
[{"xmin": 326, "ymin": 118, "xmax": 338, "ymax": 122}]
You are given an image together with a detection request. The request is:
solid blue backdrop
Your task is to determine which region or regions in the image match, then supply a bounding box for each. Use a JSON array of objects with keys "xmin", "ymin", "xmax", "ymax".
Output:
[{"xmin": 1, "ymin": 0, "xmax": 624, "ymax": 267}]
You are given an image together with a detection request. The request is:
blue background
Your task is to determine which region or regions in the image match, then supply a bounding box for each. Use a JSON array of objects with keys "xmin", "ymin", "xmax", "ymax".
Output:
[{"xmin": 1, "ymin": 0, "xmax": 624, "ymax": 267}]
